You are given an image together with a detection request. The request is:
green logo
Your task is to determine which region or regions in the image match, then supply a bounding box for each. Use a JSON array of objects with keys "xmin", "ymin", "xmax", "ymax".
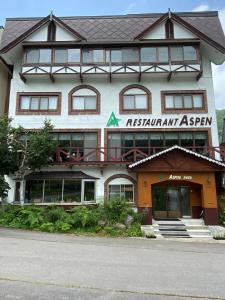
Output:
[{"xmin": 106, "ymin": 112, "xmax": 121, "ymax": 127}]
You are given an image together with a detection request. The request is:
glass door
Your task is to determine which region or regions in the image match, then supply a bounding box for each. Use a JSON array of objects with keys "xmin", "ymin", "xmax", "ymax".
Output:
[{"xmin": 167, "ymin": 188, "xmax": 182, "ymax": 218}]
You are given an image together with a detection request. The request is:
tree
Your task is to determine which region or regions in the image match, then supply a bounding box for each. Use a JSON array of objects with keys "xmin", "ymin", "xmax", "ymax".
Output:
[{"xmin": 0, "ymin": 117, "xmax": 57, "ymax": 203}]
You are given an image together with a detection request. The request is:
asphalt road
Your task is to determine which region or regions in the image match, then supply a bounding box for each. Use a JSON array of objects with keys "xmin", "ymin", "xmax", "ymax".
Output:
[{"xmin": 0, "ymin": 228, "xmax": 225, "ymax": 300}]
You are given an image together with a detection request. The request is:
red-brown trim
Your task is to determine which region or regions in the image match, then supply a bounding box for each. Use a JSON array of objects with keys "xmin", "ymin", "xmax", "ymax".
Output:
[
  {"xmin": 119, "ymin": 84, "xmax": 151, "ymax": 115},
  {"xmin": 104, "ymin": 173, "xmax": 137, "ymax": 205},
  {"xmin": 165, "ymin": 19, "xmax": 174, "ymax": 39},
  {"xmin": 68, "ymin": 84, "xmax": 100, "ymax": 115},
  {"xmin": 161, "ymin": 90, "xmax": 208, "ymax": 114},
  {"xmin": 16, "ymin": 92, "xmax": 61, "ymax": 115}
]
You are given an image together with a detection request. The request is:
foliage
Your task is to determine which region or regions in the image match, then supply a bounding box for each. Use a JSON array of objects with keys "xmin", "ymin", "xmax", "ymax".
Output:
[
  {"xmin": 0, "ymin": 116, "xmax": 23, "ymax": 175},
  {"xmin": 219, "ymin": 208, "xmax": 225, "ymax": 225},
  {"xmin": 216, "ymin": 109, "xmax": 225, "ymax": 143},
  {"xmin": 0, "ymin": 199, "xmax": 144, "ymax": 237},
  {"xmin": 26, "ymin": 120, "xmax": 57, "ymax": 170},
  {"xmin": 0, "ymin": 176, "xmax": 10, "ymax": 199},
  {"xmin": 0, "ymin": 117, "xmax": 57, "ymax": 180}
]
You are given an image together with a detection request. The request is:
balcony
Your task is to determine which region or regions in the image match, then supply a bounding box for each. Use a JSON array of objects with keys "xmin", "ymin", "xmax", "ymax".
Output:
[
  {"xmin": 20, "ymin": 45, "xmax": 202, "ymax": 82},
  {"xmin": 52, "ymin": 146, "xmax": 225, "ymax": 166}
]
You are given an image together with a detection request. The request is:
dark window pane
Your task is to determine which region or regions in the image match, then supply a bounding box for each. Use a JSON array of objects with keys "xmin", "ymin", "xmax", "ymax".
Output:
[
  {"xmin": 25, "ymin": 180, "xmax": 43, "ymax": 203},
  {"xmin": 63, "ymin": 179, "xmax": 81, "ymax": 202},
  {"xmin": 44, "ymin": 180, "xmax": 62, "ymax": 203},
  {"xmin": 84, "ymin": 181, "xmax": 95, "ymax": 201},
  {"xmin": 165, "ymin": 132, "xmax": 179, "ymax": 147},
  {"xmin": 194, "ymin": 132, "xmax": 208, "ymax": 147},
  {"xmin": 180, "ymin": 132, "xmax": 193, "ymax": 148}
]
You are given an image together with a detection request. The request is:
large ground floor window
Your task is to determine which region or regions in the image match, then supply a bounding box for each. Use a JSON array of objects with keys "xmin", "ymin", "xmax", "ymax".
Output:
[{"xmin": 25, "ymin": 179, "xmax": 95, "ymax": 204}]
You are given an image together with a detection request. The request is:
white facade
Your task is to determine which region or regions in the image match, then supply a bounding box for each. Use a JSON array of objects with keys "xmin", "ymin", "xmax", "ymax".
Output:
[{"xmin": 1, "ymin": 11, "xmax": 225, "ymax": 205}]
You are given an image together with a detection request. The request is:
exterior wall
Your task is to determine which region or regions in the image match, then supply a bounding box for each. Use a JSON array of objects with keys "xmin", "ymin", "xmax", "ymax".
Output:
[
  {"xmin": 8, "ymin": 53, "xmax": 219, "ymax": 148},
  {"xmin": 173, "ymin": 22, "xmax": 196, "ymax": 39}
]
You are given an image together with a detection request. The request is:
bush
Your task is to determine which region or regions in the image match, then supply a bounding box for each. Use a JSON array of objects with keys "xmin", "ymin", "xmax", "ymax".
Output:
[
  {"xmin": 219, "ymin": 209, "xmax": 225, "ymax": 225},
  {"xmin": 0, "ymin": 199, "xmax": 143, "ymax": 237}
]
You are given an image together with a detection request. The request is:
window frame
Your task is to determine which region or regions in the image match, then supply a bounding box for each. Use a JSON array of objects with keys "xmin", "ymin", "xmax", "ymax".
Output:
[
  {"xmin": 68, "ymin": 85, "xmax": 100, "ymax": 115},
  {"xmin": 16, "ymin": 92, "xmax": 61, "ymax": 115},
  {"xmin": 119, "ymin": 84, "xmax": 152, "ymax": 114},
  {"xmin": 170, "ymin": 45, "xmax": 199, "ymax": 63},
  {"xmin": 161, "ymin": 90, "xmax": 207, "ymax": 114},
  {"xmin": 108, "ymin": 184, "xmax": 134, "ymax": 203},
  {"xmin": 24, "ymin": 48, "xmax": 52, "ymax": 65},
  {"xmin": 53, "ymin": 48, "xmax": 81, "ymax": 65}
]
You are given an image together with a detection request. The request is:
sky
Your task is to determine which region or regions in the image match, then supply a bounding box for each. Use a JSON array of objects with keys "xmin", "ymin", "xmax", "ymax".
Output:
[{"xmin": 0, "ymin": 0, "xmax": 224, "ymax": 109}]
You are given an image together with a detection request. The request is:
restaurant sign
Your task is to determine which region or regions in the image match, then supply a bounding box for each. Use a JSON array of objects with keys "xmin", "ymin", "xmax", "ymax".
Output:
[{"xmin": 126, "ymin": 115, "xmax": 212, "ymax": 127}]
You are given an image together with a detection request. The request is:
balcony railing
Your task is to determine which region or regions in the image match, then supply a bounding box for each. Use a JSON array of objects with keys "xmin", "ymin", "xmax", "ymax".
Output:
[{"xmin": 52, "ymin": 146, "xmax": 225, "ymax": 165}]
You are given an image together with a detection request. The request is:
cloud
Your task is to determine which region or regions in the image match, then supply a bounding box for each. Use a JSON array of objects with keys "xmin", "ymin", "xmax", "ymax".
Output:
[
  {"xmin": 192, "ymin": 4, "xmax": 210, "ymax": 12},
  {"xmin": 124, "ymin": 2, "xmax": 136, "ymax": 14},
  {"xmin": 212, "ymin": 7, "xmax": 225, "ymax": 109}
]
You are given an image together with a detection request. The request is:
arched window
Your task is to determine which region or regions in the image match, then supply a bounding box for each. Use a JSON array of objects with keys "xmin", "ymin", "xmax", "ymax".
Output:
[
  {"xmin": 119, "ymin": 84, "xmax": 151, "ymax": 114},
  {"xmin": 68, "ymin": 85, "xmax": 100, "ymax": 114},
  {"xmin": 104, "ymin": 174, "xmax": 136, "ymax": 203}
]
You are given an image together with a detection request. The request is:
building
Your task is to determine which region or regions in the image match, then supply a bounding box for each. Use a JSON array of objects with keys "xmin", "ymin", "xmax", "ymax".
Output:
[
  {"xmin": 0, "ymin": 11, "xmax": 225, "ymax": 225},
  {"xmin": 0, "ymin": 26, "xmax": 12, "ymax": 116}
]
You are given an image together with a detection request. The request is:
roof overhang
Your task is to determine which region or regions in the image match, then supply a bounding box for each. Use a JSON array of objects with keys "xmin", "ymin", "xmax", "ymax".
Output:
[
  {"xmin": 129, "ymin": 145, "xmax": 225, "ymax": 169},
  {"xmin": 24, "ymin": 171, "xmax": 98, "ymax": 180}
]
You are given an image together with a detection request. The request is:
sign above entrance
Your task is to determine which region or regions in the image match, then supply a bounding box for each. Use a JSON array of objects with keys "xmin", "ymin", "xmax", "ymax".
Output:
[
  {"xmin": 169, "ymin": 175, "xmax": 193, "ymax": 180},
  {"xmin": 106, "ymin": 112, "xmax": 121, "ymax": 127}
]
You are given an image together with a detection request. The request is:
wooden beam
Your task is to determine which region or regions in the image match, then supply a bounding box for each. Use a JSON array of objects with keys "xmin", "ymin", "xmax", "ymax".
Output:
[
  {"xmin": 19, "ymin": 72, "xmax": 26, "ymax": 83},
  {"xmin": 196, "ymin": 70, "xmax": 203, "ymax": 81},
  {"xmin": 167, "ymin": 71, "xmax": 172, "ymax": 81},
  {"xmin": 49, "ymin": 73, "xmax": 55, "ymax": 83}
]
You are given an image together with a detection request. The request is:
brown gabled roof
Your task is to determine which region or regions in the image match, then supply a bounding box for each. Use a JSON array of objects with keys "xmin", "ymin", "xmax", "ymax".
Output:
[{"xmin": 0, "ymin": 11, "xmax": 225, "ymax": 53}]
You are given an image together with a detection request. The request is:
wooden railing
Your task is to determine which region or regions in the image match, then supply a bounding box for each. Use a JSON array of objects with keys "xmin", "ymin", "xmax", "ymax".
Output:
[{"xmin": 52, "ymin": 146, "xmax": 225, "ymax": 165}]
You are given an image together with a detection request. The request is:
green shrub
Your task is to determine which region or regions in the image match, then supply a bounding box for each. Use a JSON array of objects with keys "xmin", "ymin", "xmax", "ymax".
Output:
[
  {"xmin": 126, "ymin": 224, "xmax": 144, "ymax": 237},
  {"xmin": 70, "ymin": 206, "xmax": 100, "ymax": 228},
  {"xmin": 40, "ymin": 222, "xmax": 55, "ymax": 232},
  {"xmin": 45, "ymin": 207, "xmax": 67, "ymax": 223},
  {"xmin": 219, "ymin": 209, "xmax": 225, "ymax": 225}
]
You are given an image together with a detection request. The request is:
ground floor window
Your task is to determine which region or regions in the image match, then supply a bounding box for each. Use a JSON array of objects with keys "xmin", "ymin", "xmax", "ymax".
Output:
[
  {"xmin": 25, "ymin": 179, "xmax": 95, "ymax": 204},
  {"xmin": 109, "ymin": 184, "xmax": 134, "ymax": 202}
]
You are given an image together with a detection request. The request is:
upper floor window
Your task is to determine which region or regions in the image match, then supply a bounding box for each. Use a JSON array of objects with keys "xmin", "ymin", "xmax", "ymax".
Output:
[
  {"xmin": 16, "ymin": 92, "xmax": 61, "ymax": 115},
  {"xmin": 54, "ymin": 49, "xmax": 80, "ymax": 63},
  {"xmin": 161, "ymin": 90, "xmax": 207, "ymax": 113},
  {"xmin": 25, "ymin": 49, "xmax": 52, "ymax": 64},
  {"xmin": 110, "ymin": 48, "xmax": 139, "ymax": 63},
  {"xmin": 171, "ymin": 46, "xmax": 197, "ymax": 62},
  {"xmin": 141, "ymin": 47, "xmax": 169, "ymax": 63},
  {"xmin": 83, "ymin": 49, "xmax": 105, "ymax": 63},
  {"xmin": 119, "ymin": 84, "xmax": 151, "ymax": 114},
  {"xmin": 68, "ymin": 85, "xmax": 100, "ymax": 114}
]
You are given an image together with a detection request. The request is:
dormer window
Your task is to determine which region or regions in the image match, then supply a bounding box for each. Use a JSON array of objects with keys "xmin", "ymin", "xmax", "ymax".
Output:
[
  {"xmin": 25, "ymin": 49, "xmax": 51, "ymax": 64},
  {"xmin": 54, "ymin": 49, "xmax": 80, "ymax": 63}
]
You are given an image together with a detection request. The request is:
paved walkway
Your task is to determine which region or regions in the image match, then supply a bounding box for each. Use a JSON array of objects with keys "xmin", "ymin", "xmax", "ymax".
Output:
[{"xmin": 0, "ymin": 228, "xmax": 225, "ymax": 300}]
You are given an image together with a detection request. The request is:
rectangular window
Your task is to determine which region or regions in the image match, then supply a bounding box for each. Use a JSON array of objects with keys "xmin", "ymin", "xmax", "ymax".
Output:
[
  {"xmin": 17, "ymin": 93, "xmax": 60, "ymax": 114},
  {"xmin": 123, "ymin": 94, "xmax": 148, "ymax": 111},
  {"xmin": 163, "ymin": 92, "xmax": 205, "ymax": 112},
  {"xmin": 109, "ymin": 184, "xmax": 134, "ymax": 202},
  {"xmin": 111, "ymin": 49, "xmax": 122, "ymax": 62},
  {"xmin": 54, "ymin": 49, "xmax": 80, "ymax": 63},
  {"xmin": 141, "ymin": 47, "xmax": 157, "ymax": 63},
  {"xmin": 83, "ymin": 49, "xmax": 105, "ymax": 63},
  {"xmin": 72, "ymin": 96, "xmax": 97, "ymax": 111},
  {"xmin": 171, "ymin": 46, "xmax": 197, "ymax": 62},
  {"xmin": 63, "ymin": 179, "xmax": 82, "ymax": 203},
  {"xmin": 122, "ymin": 48, "xmax": 139, "ymax": 63},
  {"xmin": 25, "ymin": 49, "xmax": 52, "ymax": 64}
]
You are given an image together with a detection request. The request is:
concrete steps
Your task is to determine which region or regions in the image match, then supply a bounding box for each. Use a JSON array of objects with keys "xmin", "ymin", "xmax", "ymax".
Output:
[{"xmin": 152, "ymin": 219, "xmax": 212, "ymax": 238}]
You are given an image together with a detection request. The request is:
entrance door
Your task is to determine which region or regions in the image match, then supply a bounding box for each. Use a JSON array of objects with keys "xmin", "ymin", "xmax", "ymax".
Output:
[
  {"xmin": 167, "ymin": 188, "xmax": 181, "ymax": 218},
  {"xmin": 153, "ymin": 186, "xmax": 190, "ymax": 219}
]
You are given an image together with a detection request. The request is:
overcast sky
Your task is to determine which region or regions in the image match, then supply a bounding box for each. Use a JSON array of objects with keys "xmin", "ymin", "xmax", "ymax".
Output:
[{"xmin": 0, "ymin": 0, "xmax": 224, "ymax": 109}]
